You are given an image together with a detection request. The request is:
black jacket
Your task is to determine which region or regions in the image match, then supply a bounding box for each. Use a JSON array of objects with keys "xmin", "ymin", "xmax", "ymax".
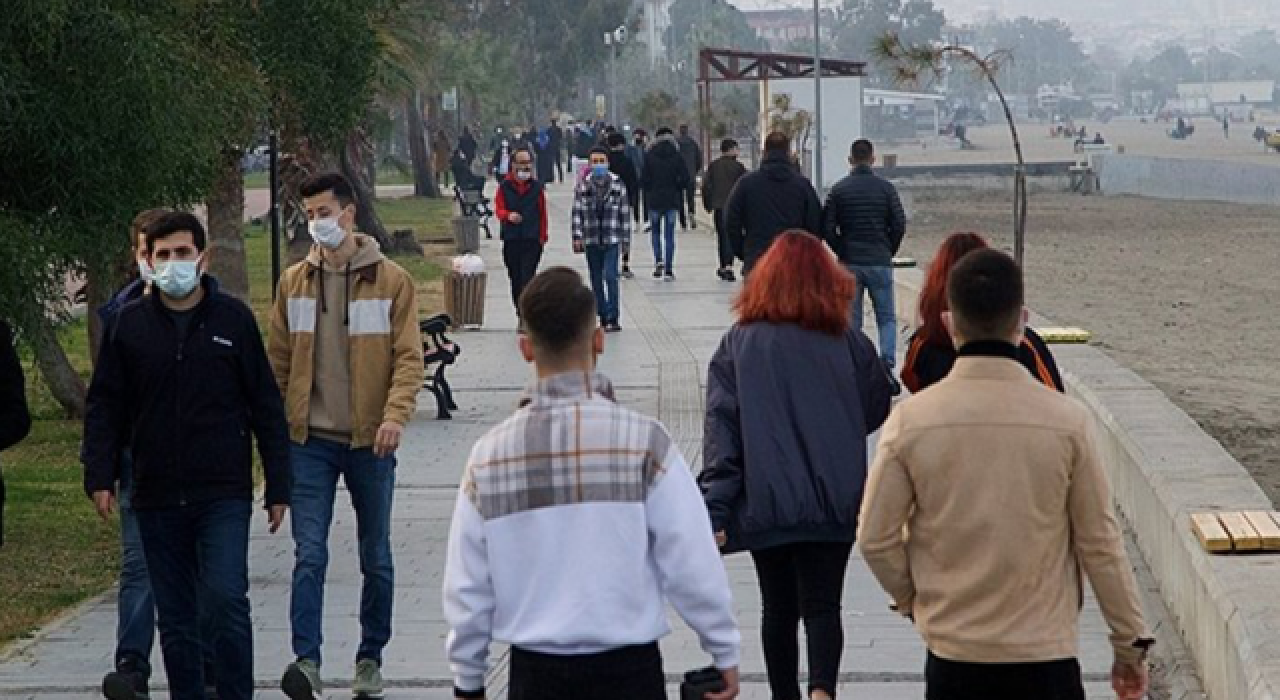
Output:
[
  {"xmin": 823, "ymin": 164, "xmax": 907, "ymax": 266},
  {"xmin": 642, "ymin": 139, "xmax": 690, "ymax": 213},
  {"xmin": 0, "ymin": 320, "xmax": 32, "ymax": 548},
  {"xmin": 82, "ymin": 276, "xmax": 291, "ymax": 510},
  {"xmin": 701, "ymin": 155, "xmax": 746, "ymax": 212},
  {"xmin": 701, "ymin": 323, "xmax": 892, "ymax": 553},
  {"xmin": 900, "ymin": 328, "xmax": 1065, "ymax": 394},
  {"xmin": 608, "ymin": 150, "xmax": 640, "ymax": 207},
  {"xmin": 723, "ymin": 151, "xmax": 823, "ymax": 271}
]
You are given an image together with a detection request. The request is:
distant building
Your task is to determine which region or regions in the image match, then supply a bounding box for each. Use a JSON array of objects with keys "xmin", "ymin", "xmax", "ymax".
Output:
[
  {"xmin": 633, "ymin": 0, "xmax": 674, "ymax": 67},
  {"xmin": 1176, "ymin": 80, "xmax": 1276, "ymax": 107}
]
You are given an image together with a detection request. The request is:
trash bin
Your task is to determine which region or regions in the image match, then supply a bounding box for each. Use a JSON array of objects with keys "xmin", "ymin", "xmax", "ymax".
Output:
[
  {"xmin": 451, "ymin": 216, "xmax": 480, "ymax": 254},
  {"xmin": 445, "ymin": 271, "xmax": 486, "ymax": 329}
]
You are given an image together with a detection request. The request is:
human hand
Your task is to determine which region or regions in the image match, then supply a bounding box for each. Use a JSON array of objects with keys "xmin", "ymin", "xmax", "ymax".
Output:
[
  {"xmin": 714, "ymin": 530, "xmax": 727, "ymax": 548},
  {"xmin": 508, "ymin": 212, "xmax": 523, "ymax": 224},
  {"xmin": 572, "ymin": 239, "xmax": 585, "ymax": 254},
  {"xmin": 373, "ymin": 421, "xmax": 403, "ymax": 458},
  {"xmin": 92, "ymin": 490, "xmax": 116, "ymax": 522},
  {"xmin": 1111, "ymin": 660, "xmax": 1148, "ymax": 700},
  {"xmin": 267, "ymin": 504, "xmax": 288, "ymax": 534},
  {"xmin": 705, "ymin": 667, "xmax": 739, "ymax": 700}
]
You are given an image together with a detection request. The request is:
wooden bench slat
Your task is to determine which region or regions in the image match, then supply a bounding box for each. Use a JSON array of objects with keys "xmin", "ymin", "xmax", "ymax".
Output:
[
  {"xmin": 1244, "ymin": 511, "xmax": 1280, "ymax": 549},
  {"xmin": 1191, "ymin": 513, "xmax": 1233, "ymax": 553},
  {"xmin": 1219, "ymin": 512, "xmax": 1263, "ymax": 551}
]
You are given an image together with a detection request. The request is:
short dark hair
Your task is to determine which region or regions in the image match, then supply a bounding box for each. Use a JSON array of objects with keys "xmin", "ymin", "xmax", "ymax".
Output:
[
  {"xmin": 300, "ymin": 172, "xmax": 356, "ymax": 209},
  {"xmin": 764, "ymin": 131, "xmax": 790, "ymax": 152},
  {"xmin": 655, "ymin": 127, "xmax": 674, "ymax": 137},
  {"xmin": 519, "ymin": 267, "xmax": 598, "ymax": 355},
  {"xmin": 607, "ymin": 133, "xmax": 627, "ymax": 148},
  {"xmin": 946, "ymin": 249, "xmax": 1024, "ymax": 341},
  {"xmin": 589, "ymin": 146, "xmax": 611, "ymax": 158},
  {"xmin": 852, "ymin": 139, "xmax": 875, "ymax": 163},
  {"xmin": 131, "ymin": 208, "xmax": 170, "ymax": 247},
  {"xmin": 720, "ymin": 138, "xmax": 739, "ymax": 153},
  {"xmin": 145, "ymin": 211, "xmax": 207, "ymax": 252}
]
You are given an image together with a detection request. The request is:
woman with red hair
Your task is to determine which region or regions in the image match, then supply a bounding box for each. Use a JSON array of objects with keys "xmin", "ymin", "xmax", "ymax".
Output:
[
  {"xmin": 900, "ymin": 232, "xmax": 1064, "ymax": 394},
  {"xmin": 701, "ymin": 231, "xmax": 893, "ymax": 700}
]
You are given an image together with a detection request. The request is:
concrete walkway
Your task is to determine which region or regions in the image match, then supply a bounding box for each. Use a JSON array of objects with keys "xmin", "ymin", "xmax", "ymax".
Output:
[{"xmin": 0, "ymin": 181, "xmax": 1196, "ymax": 698}]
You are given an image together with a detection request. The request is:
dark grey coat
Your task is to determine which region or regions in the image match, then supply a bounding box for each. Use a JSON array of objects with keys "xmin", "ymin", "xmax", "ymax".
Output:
[{"xmin": 700, "ymin": 322, "xmax": 893, "ymax": 554}]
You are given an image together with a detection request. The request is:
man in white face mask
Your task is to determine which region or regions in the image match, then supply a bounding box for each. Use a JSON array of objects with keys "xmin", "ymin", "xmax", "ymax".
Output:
[
  {"xmin": 83, "ymin": 212, "xmax": 292, "ymax": 700},
  {"xmin": 268, "ymin": 172, "xmax": 422, "ymax": 700}
]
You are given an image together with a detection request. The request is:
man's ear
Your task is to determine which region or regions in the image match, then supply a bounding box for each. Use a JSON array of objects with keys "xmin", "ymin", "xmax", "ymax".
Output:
[
  {"xmin": 1016, "ymin": 307, "xmax": 1030, "ymax": 343},
  {"xmin": 198, "ymin": 248, "xmax": 214, "ymax": 273},
  {"xmin": 518, "ymin": 334, "xmax": 536, "ymax": 364}
]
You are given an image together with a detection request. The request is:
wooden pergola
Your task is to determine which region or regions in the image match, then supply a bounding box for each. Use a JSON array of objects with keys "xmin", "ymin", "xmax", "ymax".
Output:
[{"xmin": 696, "ymin": 48, "xmax": 868, "ymax": 165}]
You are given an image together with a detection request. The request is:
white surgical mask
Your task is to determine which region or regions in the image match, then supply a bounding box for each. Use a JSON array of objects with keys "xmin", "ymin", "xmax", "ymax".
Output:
[
  {"xmin": 308, "ymin": 217, "xmax": 347, "ymax": 249},
  {"xmin": 516, "ymin": 170, "xmax": 533, "ymax": 181},
  {"xmin": 137, "ymin": 259, "xmax": 155, "ymax": 284},
  {"xmin": 153, "ymin": 257, "xmax": 202, "ymax": 299}
]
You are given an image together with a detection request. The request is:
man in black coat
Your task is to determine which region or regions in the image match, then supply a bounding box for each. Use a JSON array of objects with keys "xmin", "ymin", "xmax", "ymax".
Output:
[
  {"xmin": 607, "ymin": 133, "xmax": 641, "ymax": 280},
  {"xmin": 702, "ymin": 138, "xmax": 748, "ymax": 281},
  {"xmin": 82, "ymin": 212, "xmax": 291, "ymax": 700},
  {"xmin": 677, "ymin": 124, "xmax": 703, "ymax": 229},
  {"xmin": 823, "ymin": 138, "xmax": 907, "ymax": 372},
  {"xmin": 0, "ymin": 319, "xmax": 32, "ymax": 549},
  {"xmin": 723, "ymin": 131, "xmax": 823, "ymax": 274},
  {"xmin": 548, "ymin": 118, "xmax": 565, "ymax": 183},
  {"xmin": 641, "ymin": 128, "xmax": 690, "ymax": 279}
]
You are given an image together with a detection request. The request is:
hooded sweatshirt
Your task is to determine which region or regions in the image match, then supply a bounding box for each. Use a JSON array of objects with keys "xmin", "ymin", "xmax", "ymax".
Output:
[
  {"xmin": 722, "ymin": 150, "xmax": 823, "ymax": 271},
  {"xmin": 642, "ymin": 136, "xmax": 690, "ymax": 213},
  {"xmin": 307, "ymin": 236, "xmax": 386, "ymax": 443}
]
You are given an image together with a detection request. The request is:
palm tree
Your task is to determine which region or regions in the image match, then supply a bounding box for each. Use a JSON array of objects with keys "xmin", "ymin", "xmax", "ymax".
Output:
[{"xmin": 873, "ymin": 33, "xmax": 1029, "ymax": 265}]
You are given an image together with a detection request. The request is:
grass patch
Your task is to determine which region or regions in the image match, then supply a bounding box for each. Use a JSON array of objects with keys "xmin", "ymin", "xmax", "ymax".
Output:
[
  {"xmin": 0, "ymin": 197, "xmax": 449, "ymax": 647},
  {"xmin": 243, "ymin": 170, "xmax": 416, "ymax": 190},
  {"xmin": 376, "ymin": 197, "xmax": 454, "ymax": 241}
]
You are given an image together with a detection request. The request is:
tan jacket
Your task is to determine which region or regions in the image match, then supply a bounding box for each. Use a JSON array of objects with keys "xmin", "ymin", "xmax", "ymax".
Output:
[
  {"xmin": 859, "ymin": 354, "xmax": 1148, "ymax": 665},
  {"xmin": 268, "ymin": 236, "xmax": 422, "ymax": 448}
]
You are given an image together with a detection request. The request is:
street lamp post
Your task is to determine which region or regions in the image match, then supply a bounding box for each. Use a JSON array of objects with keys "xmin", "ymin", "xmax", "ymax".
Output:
[{"xmin": 812, "ymin": 0, "xmax": 824, "ymax": 192}]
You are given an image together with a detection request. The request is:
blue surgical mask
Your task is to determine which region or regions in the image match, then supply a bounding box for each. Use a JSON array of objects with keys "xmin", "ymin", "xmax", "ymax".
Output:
[
  {"xmin": 591, "ymin": 164, "xmax": 610, "ymax": 180},
  {"xmin": 153, "ymin": 257, "xmax": 202, "ymax": 299},
  {"xmin": 137, "ymin": 259, "xmax": 155, "ymax": 284}
]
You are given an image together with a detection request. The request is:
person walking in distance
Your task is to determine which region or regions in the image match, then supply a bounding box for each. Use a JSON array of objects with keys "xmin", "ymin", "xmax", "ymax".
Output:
[
  {"xmin": 859, "ymin": 249, "xmax": 1153, "ymax": 700},
  {"xmin": 572, "ymin": 148, "xmax": 631, "ymax": 333},
  {"xmin": 626, "ymin": 129, "xmax": 649, "ymax": 232},
  {"xmin": 83, "ymin": 212, "xmax": 292, "ymax": 700},
  {"xmin": 676, "ymin": 124, "xmax": 703, "ymax": 230},
  {"xmin": 823, "ymin": 139, "xmax": 907, "ymax": 391},
  {"xmin": 900, "ymin": 232, "xmax": 1064, "ymax": 394},
  {"xmin": 548, "ymin": 117, "xmax": 565, "ymax": 183},
  {"xmin": 722, "ymin": 132, "xmax": 823, "ymax": 275},
  {"xmin": 495, "ymin": 148, "xmax": 549, "ymax": 316},
  {"xmin": 269, "ymin": 173, "xmax": 423, "ymax": 700},
  {"xmin": 702, "ymin": 232, "xmax": 892, "ymax": 700},
  {"xmin": 443, "ymin": 267, "xmax": 741, "ymax": 700},
  {"xmin": 641, "ymin": 127, "xmax": 689, "ymax": 280},
  {"xmin": 607, "ymin": 132, "xmax": 641, "ymax": 281},
  {"xmin": 702, "ymin": 139, "xmax": 747, "ymax": 282},
  {"xmin": 490, "ymin": 137, "xmax": 513, "ymax": 186},
  {"xmin": 433, "ymin": 129, "xmax": 454, "ymax": 188}
]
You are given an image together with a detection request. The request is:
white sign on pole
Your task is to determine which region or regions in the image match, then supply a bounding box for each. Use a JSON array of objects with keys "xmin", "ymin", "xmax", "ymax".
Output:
[{"xmin": 443, "ymin": 87, "xmax": 458, "ymax": 112}]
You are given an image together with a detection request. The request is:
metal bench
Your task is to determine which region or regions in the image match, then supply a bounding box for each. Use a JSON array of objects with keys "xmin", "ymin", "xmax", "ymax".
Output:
[
  {"xmin": 453, "ymin": 186, "xmax": 493, "ymax": 239},
  {"xmin": 421, "ymin": 313, "xmax": 461, "ymax": 420}
]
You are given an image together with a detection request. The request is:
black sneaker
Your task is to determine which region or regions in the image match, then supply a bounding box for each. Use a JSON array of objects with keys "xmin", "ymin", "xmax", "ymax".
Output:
[
  {"xmin": 664, "ymin": 269, "xmax": 675, "ymax": 281},
  {"xmin": 604, "ymin": 321, "xmax": 623, "ymax": 333},
  {"xmin": 621, "ymin": 266, "xmax": 635, "ymax": 280},
  {"xmin": 653, "ymin": 265, "xmax": 664, "ymax": 279},
  {"xmin": 717, "ymin": 268, "xmax": 736, "ymax": 282},
  {"xmin": 103, "ymin": 660, "xmax": 150, "ymax": 700}
]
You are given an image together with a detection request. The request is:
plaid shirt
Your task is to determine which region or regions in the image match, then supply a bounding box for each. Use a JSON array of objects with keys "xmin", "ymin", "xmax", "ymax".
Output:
[
  {"xmin": 571, "ymin": 173, "xmax": 632, "ymax": 247},
  {"xmin": 463, "ymin": 371, "xmax": 667, "ymax": 518}
]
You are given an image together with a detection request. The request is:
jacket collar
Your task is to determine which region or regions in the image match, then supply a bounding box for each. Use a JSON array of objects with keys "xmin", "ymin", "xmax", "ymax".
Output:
[
  {"xmin": 523, "ymin": 371, "xmax": 617, "ymax": 407},
  {"xmin": 853, "ymin": 164, "xmax": 874, "ymax": 175},
  {"xmin": 149, "ymin": 273, "xmax": 219, "ymax": 313},
  {"xmin": 949, "ymin": 342, "xmax": 1034, "ymax": 383}
]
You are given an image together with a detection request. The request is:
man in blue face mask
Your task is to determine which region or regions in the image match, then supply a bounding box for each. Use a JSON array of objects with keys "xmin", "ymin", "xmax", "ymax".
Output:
[
  {"xmin": 83, "ymin": 212, "xmax": 292, "ymax": 700},
  {"xmin": 571, "ymin": 147, "xmax": 632, "ymax": 333}
]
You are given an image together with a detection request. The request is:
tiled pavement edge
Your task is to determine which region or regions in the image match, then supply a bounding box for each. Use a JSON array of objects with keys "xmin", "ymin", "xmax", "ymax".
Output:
[{"xmin": 0, "ymin": 182, "xmax": 1201, "ymax": 699}]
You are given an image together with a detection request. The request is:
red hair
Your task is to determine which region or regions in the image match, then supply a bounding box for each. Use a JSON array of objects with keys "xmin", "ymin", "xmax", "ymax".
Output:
[
  {"xmin": 734, "ymin": 231, "xmax": 857, "ymax": 336},
  {"xmin": 917, "ymin": 232, "xmax": 989, "ymax": 348}
]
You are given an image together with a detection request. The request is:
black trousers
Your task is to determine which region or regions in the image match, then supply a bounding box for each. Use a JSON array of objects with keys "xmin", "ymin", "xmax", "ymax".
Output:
[
  {"xmin": 751, "ymin": 541, "xmax": 854, "ymax": 700},
  {"xmin": 712, "ymin": 209, "xmax": 735, "ymax": 268},
  {"xmin": 925, "ymin": 653, "xmax": 1085, "ymax": 700},
  {"xmin": 503, "ymin": 239, "xmax": 543, "ymax": 312},
  {"xmin": 679, "ymin": 183, "xmax": 697, "ymax": 228},
  {"xmin": 509, "ymin": 643, "xmax": 666, "ymax": 700}
]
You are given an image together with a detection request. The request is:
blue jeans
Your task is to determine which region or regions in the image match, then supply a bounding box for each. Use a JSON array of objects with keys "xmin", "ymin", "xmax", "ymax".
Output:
[
  {"xmin": 849, "ymin": 265, "xmax": 897, "ymax": 366},
  {"xmin": 585, "ymin": 244, "xmax": 621, "ymax": 325},
  {"xmin": 649, "ymin": 209, "xmax": 678, "ymax": 270},
  {"xmin": 137, "ymin": 500, "xmax": 253, "ymax": 700},
  {"xmin": 290, "ymin": 439, "xmax": 396, "ymax": 668},
  {"xmin": 117, "ymin": 457, "xmax": 215, "ymax": 679}
]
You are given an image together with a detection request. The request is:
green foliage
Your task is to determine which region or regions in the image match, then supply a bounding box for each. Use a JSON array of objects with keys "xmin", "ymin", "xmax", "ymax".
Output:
[
  {"xmin": 665, "ymin": 0, "xmax": 767, "ymax": 65},
  {"xmin": 832, "ymin": 0, "xmax": 946, "ymax": 74},
  {"xmin": 0, "ymin": 0, "xmax": 257, "ymax": 328},
  {"xmin": 974, "ymin": 18, "xmax": 1091, "ymax": 94}
]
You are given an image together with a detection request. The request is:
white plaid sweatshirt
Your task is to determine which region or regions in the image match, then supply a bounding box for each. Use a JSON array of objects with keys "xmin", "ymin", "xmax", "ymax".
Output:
[
  {"xmin": 571, "ymin": 172, "xmax": 633, "ymax": 246},
  {"xmin": 442, "ymin": 371, "xmax": 741, "ymax": 692}
]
